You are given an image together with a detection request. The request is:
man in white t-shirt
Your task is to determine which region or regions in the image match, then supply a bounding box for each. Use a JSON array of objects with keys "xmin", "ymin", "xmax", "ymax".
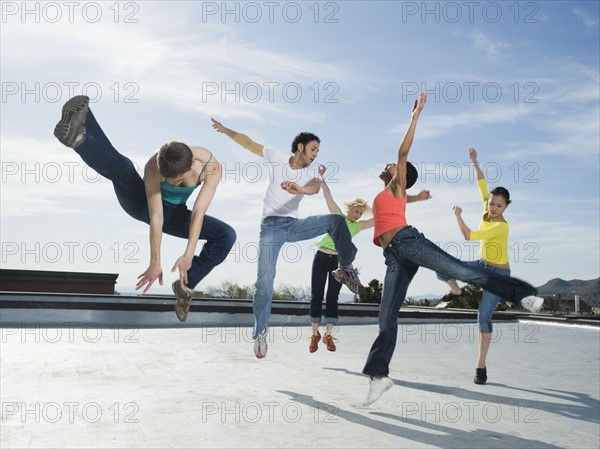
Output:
[{"xmin": 212, "ymin": 118, "xmax": 364, "ymax": 358}]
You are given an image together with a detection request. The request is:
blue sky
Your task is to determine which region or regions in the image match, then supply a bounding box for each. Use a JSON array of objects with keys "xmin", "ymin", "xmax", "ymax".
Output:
[{"xmin": 1, "ymin": 1, "xmax": 599, "ymax": 297}]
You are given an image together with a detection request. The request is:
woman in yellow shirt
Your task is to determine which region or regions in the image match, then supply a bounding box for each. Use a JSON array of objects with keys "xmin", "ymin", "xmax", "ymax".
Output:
[{"xmin": 439, "ymin": 147, "xmax": 541, "ymax": 385}]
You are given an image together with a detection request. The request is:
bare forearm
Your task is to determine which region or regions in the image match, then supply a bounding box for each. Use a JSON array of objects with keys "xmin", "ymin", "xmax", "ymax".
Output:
[
  {"xmin": 222, "ymin": 128, "xmax": 263, "ymax": 155},
  {"xmin": 184, "ymin": 211, "xmax": 202, "ymax": 257},
  {"xmin": 455, "ymin": 215, "xmax": 472, "ymax": 240},
  {"xmin": 321, "ymin": 181, "xmax": 339, "ymax": 212},
  {"xmin": 186, "ymin": 179, "xmax": 219, "ymax": 256},
  {"xmin": 149, "ymin": 219, "xmax": 163, "ymax": 264},
  {"xmin": 303, "ymin": 181, "xmax": 321, "ymax": 195},
  {"xmin": 397, "ymin": 117, "xmax": 419, "ymax": 159}
]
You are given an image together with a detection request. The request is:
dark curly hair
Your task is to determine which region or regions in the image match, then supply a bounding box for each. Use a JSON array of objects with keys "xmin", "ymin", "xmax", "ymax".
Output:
[{"xmin": 290, "ymin": 132, "xmax": 320, "ymax": 153}]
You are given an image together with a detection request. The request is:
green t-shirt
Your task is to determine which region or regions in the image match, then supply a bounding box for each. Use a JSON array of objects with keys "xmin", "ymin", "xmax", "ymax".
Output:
[{"xmin": 317, "ymin": 210, "xmax": 362, "ymax": 251}]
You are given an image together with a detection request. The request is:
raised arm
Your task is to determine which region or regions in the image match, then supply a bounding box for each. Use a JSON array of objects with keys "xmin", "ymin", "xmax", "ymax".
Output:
[
  {"xmin": 211, "ymin": 118, "xmax": 264, "ymax": 157},
  {"xmin": 453, "ymin": 206, "xmax": 472, "ymax": 240},
  {"xmin": 390, "ymin": 92, "xmax": 427, "ymax": 197},
  {"xmin": 359, "ymin": 218, "xmax": 374, "ymax": 231},
  {"xmin": 319, "ymin": 165, "xmax": 341, "ymax": 212},
  {"xmin": 469, "ymin": 147, "xmax": 484, "ymax": 180},
  {"xmin": 172, "ymin": 147, "xmax": 222, "ymax": 285}
]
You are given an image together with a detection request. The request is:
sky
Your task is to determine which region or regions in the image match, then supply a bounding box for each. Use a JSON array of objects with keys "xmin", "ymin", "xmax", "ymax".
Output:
[{"xmin": 1, "ymin": 1, "xmax": 599, "ymax": 298}]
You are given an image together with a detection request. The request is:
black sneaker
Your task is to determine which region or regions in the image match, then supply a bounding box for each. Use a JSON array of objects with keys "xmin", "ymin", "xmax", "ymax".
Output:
[
  {"xmin": 54, "ymin": 95, "xmax": 89, "ymax": 148},
  {"xmin": 474, "ymin": 367, "xmax": 487, "ymax": 384},
  {"xmin": 440, "ymin": 287, "xmax": 464, "ymax": 302}
]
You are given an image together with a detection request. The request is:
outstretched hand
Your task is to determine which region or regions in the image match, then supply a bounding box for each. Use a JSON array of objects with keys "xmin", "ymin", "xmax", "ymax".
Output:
[
  {"xmin": 469, "ymin": 146, "xmax": 478, "ymax": 163},
  {"xmin": 171, "ymin": 255, "xmax": 193, "ymax": 286},
  {"xmin": 411, "ymin": 92, "xmax": 427, "ymax": 119},
  {"xmin": 318, "ymin": 164, "xmax": 327, "ymax": 178},
  {"xmin": 136, "ymin": 264, "xmax": 163, "ymax": 293},
  {"xmin": 211, "ymin": 118, "xmax": 225, "ymax": 133},
  {"xmin": 416, "ymin": 189, "xmax": 432, "ymax": 201}
]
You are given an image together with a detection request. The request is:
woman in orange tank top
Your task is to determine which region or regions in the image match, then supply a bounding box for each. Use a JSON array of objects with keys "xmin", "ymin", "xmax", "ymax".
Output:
[{"xmin": 361, "ymin": 93, "xmax": 544, "ymax": 407}]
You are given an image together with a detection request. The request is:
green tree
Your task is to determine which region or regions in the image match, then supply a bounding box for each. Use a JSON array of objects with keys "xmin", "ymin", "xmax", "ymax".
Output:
[
  {"xmin": 206, "ymin": 281, "xmax": 253, "ymax": 299},
  {"xmin": 445, "ymin": 284, "xmax": 511, "ymax": 310},
  {"xmin": 357, "ymin": 279, "xmax": 383, "ymax": 304},
  {"xmin": 272, "ymin": 285, "xmax": 311, "ymax": 301}
]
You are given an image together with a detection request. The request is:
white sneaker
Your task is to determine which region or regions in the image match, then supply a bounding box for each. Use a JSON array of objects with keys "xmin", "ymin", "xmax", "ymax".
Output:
[
  {"xmin": 521, "ymin": 296, "xmax": 544, "ymax": 313},
  {"xmin": 254, "ymin": 328, "xmax": 268, "ymax": 359},
  {"xmin": 362, "ymin": 377, "xmax": 394, "ymax": 406}
]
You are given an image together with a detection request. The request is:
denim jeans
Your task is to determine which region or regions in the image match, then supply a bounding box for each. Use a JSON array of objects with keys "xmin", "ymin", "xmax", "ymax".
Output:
[
  {"xmin": 437, "ymin": 261, "xmax": 511, "ymax": 333},
  {"xmin": 309, "ymin": 250, "xmax": 343, "ymax": 325},
  {"xmin": 363, "ymin": 226, "xmax": 536, "ymax": 377},
  {"xmin": 73, "ymin": 109, "xmax": 236, "ymax": 289},
  {"xmin": 253, "ymin": 215, "xmax": 357, "ymax": 338}
]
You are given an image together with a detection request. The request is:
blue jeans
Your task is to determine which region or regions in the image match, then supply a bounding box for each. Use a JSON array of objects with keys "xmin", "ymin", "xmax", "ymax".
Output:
[
  {"xmin": 437, "ymin": 261, "xmax": 511, "ymax": 333},
  {"xmin": 363, "ymin": 226, "xmax": 536, "ymax": 377},
  {"xmin": 253, "ymin": 215, "xmax": 357, "ymax": 338},
  {"xmin": 73, "ymin": 109, "xmax": 236, "ymax": 289},
  {"xmin": 309, "ymin": 250, "xmax": 343, "ymax": 325}
]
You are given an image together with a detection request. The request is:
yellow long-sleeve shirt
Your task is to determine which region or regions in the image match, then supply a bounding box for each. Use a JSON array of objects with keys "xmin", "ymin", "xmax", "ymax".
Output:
[{"xmin": 468, "ymin": 179, "xmax": 509, "ymax": 265}]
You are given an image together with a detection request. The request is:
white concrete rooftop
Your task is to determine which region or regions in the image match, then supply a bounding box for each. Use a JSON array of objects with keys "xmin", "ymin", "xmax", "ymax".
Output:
[{"xmin": 1, "ymin": 321, "xmax": 599, "ymax": 448}]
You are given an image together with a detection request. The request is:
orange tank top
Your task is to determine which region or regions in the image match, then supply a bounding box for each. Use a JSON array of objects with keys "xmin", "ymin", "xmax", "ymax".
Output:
[{"xmin": 373, "ymin": 189, "xmax": 408, "ymax": 247}]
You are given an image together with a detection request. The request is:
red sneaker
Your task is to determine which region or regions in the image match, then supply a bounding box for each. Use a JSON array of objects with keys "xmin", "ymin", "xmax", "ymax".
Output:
[
  {"xmin": 309, "ymin": 331, "xmax": 321, "ymax": 353},
  {"xmin": 323, "ymin": 334, "xmax": 337, "ymax": 352}
]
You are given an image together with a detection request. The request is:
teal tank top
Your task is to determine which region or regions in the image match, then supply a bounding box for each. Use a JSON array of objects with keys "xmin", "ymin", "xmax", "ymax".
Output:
[{"xmin": 160, "ymin": 153, "xmax": 212, "ymax": 205}]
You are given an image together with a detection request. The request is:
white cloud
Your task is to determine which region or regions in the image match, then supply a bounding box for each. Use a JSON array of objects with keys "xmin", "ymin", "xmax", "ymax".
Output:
[
  {"xmin": 574, "ymin": 8, "xmax": 599, "ymax": 28},
  {"xmin": 469, "ymin": 30, "xmax": 508, "ymax": 60},
  {"xmin": 393, "ymin": 104, "xmax": 530, "ymax": 140},
  {"xmin": 1, "ymin": 6, "xmax": 371, "ymax": 124}
]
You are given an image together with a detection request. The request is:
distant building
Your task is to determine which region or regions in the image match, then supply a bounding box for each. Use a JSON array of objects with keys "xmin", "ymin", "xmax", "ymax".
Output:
[{"xmin": 0, "ymin": 269, "xmax": 118, "ymax": 295}]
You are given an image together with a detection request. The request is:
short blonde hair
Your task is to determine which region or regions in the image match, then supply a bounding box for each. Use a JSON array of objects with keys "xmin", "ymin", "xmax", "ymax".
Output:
[{"xmin": 344, "ymin": 197, "xmax": 371, "ymax": 213}]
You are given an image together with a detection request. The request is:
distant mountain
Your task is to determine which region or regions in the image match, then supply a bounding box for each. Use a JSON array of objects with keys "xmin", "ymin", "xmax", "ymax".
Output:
[{"xmin": 537, "ymin": 277, "xmax": 600, "ymax": 296}]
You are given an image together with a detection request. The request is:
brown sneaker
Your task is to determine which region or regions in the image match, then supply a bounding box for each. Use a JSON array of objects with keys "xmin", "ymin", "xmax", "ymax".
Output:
[
  {"xmin": 172, "ymin": 280, "xmax": 193, "ymax": 322},
  {"xmin": 54, "ymin": 95, "xmax": 89, "ymax": 148},
  {"xmin": 309, "ymin": 331, "xmax": 321, "ymax": 353},
  {"xmin": 323, "ymin": 334, "xmax": 337, "ymax": 352}
]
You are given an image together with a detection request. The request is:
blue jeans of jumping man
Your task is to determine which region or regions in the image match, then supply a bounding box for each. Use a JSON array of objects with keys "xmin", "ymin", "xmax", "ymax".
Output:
[
  {"xmin": 253, "ymin": 215, "xmax": 357, "ymax": 338},
  {"xmin": 437, "ymin": 261, "xmax": 511, "ymax": 333},
  {"xmin": 309, "ymin": 250, "xmax": 343, "ymax": 325},
  {"xmin": 363, "ymin": 226, "xmax": 536, "ymax": 377},
  {"xmin": 72, "ymin": 109, "xmax": 236, "ymax": 289}
]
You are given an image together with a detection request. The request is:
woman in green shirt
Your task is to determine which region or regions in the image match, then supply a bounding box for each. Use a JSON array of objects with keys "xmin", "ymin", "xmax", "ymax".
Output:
[{"xmin": 308, "ymin": 166, "xmax": 374, "ymax": 353}]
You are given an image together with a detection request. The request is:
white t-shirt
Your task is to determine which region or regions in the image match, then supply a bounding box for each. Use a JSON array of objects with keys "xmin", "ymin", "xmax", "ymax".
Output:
[{"xmin": 261, "ymin": 146, "xmax": 319, "ymax": 219}]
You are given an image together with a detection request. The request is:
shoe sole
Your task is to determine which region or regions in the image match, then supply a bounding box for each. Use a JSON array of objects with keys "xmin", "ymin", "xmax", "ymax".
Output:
[
  {"xmin": 254, "ymin": 329, "xmax": 268, "ymax": 358},
  {"xmin": 362, "ymin": 379, "xmax": 394, "ymax": 406},
  {"xmin": 332, "ymin": 270, "xmax": 364, "ymax": 294},
  {"xmin": 172, "ymin": 282, "xmax": 192, "ymax": 322},
  {"xmin": 54, "ymin": 95, "xmax": 89, "ymax": 147},
  {"xmin": 254, "ymin": 343, "xmax": 267, "ymax": 358}
]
